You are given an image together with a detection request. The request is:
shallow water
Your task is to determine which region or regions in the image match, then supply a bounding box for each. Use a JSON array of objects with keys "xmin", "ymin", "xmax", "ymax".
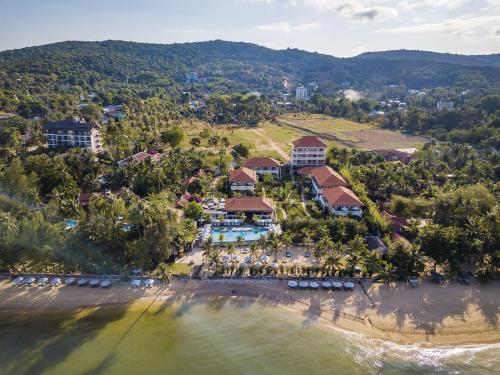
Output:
[{"xmin": 0, "ymin": 299, "xmax": 498, "ymax": 374}]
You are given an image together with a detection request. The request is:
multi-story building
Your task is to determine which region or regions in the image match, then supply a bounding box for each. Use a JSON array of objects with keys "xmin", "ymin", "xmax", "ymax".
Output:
[
  {"xmin": 243, "ymin": 157, "xmax": 282, "ymax": 180},
  {"xmin": 309, "ymin": 165, "xmax": 348, "ymax": 197},
  {"xmin": 42, "ymin": 118, "xmax": 101, "ymax": 152},
  {"xmin": 229, "ymin": 167, "xmax": 257, "ymax": 192},
  {"xmin": 437, "ymin": 101, "xmax": 454, "ymax": 111},
  {"xmin": 295, "ymin": 85, "xmax": 308, "ymax": 100},
  {"xmin": 291, "ymin": 136, "xmax": 326, "ymax": 168},
  {"xmin": 318, "ymin": 186, "xmax": 364, "ymax": 217}
]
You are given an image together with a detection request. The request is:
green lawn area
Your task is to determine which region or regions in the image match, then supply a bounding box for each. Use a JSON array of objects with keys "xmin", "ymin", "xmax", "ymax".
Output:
[{"xmin": 170, "ymin": 262, "xmax": 192, "ymax": 276}]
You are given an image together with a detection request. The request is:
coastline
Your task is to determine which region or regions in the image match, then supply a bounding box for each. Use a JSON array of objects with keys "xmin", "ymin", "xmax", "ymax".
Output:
[{"xmin": 0, "ymin": 278, "xmax": 499, "ymax": 347}]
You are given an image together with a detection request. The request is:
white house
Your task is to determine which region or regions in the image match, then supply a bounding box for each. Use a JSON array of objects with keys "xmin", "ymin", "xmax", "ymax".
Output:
[
  {"xmin": 295, "ymin": 85, "xmax": 308, "ymax": 100},
  {"xmin": 229, "ymin": 167, "xmax": 258, "ymax": 192},
  {"xmin": 292, "ymin": 136, "xmax": 326, "ymax": 168},
  {"xmin": 308, "ymin": 165, "xmax": 348, "ymax": 197},
  {"xmin": 243, "ymin": 157, "xmax": 282, "ymax": 180},
  {"xmin": 318, "ymin": 186, "xmax": 364, "ymax": 217}
]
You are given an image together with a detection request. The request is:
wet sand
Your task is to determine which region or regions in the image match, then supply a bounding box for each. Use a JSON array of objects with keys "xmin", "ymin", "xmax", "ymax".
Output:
[{"xmin": 0, "ymin": 278, "xmax": 498, "ymax": 346}]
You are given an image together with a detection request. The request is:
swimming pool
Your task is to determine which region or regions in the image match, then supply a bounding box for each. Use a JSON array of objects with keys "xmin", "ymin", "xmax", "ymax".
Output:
[{"xmin": 211, "ymin": 226, "xmax": 271, "ymax": 243}]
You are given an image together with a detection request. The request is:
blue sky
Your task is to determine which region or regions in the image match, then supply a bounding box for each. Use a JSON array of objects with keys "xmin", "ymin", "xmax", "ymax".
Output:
[{"xmin": 1, "ymin": 0, "xmax": 499, "ymax": 56}]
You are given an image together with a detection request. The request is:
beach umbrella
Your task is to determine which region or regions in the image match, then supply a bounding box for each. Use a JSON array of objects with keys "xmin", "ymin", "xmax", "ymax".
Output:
[
  {"xmin": 77, "ymin": 278, "xmax": 89, "ymax": 287},
  {"xmin": 130, "ymin": 279, "xmax": 141, "ymax": 288},
  {"xmin": 309, "ymin": 282, "xmax": 319, "ymax": 289},
  {"xmin": 144, "ymin": 279, "xmax": 155, "ymax": 288},
  {"xmin": 222, "ymin": 255, "xmax": 230, "ymax": 262},
  {"xmin": 343, "ymin": 281, "xmax": 354, "ymax": 290},
  {"xmin": 332, "ymin": 281, "xmax": 342, "ymax": 290},
  {"xmin": 23, "ymin": 277, "xmax": 36, "ymax": 286},
  {"xmin": 13, "ymin": 276, "xmax": 24, "ymax": 285},
  {"xmin": 271, "ymin": 262, "xmax": 279, "ymax": 270},
  {"xmin": 89, "ymin": 279, "xmax": 100, "ymax": 287},
  {"xmin": 100, "ymin": 280, "xmax": 111, "ymax": 288},
  {"xmin": 299, "ymin": 281, "xmax": 309, "ymax": 288},
  {"xmin": 288, "ymin": 281, "xmax": 298, "ymax": 288},
  {"xmin": 253, "ymin": 262, "xmax": 263, "ymax": 268},
  {"xmin": 64, "ymin": 277, "xmax": 76, "ymax": 286},
  {"xmin": 50, "ymin": 277, "xmax": 61, "ymax": 286},
  {"xmin": 233, "ymin": 255, "xmax": 240, "ymax": 263},
  {"xmin": 131, "ymin": 268, "xmax": 143, "ymax": 275},
  {"xmin": 260, "ymin": 255, "xmax": 269, "ymax": 263},
  {"xmin": 321, "ymin": 281, "xmax": 332, "ymax": 289},
  {"xmin": 223, "ymin": 262, "xmax": 231, "ymax": 269},
  {"xmin": 37, "ymin": 277, "xmax": 49, "ymax": 286}
]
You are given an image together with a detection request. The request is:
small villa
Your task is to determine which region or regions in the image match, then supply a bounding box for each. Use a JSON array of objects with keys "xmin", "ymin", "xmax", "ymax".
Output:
[
  {"xmin": 319, "ymin": 186, "xmax": 364, "ymax": 217},
  {"xmin": 308, "ymin": 165, "xmax": 348, "ymax": 197},
  {"xmin": 229, "ymin": 167, "xmax": 258, "ymax": 192},
  {"xmin": 117, "ymin": 150, "xmax": 163, "ymax": 168},
  {"xmin": 243, "ymin": 156, "xmax": 282, "ymax": 180}
]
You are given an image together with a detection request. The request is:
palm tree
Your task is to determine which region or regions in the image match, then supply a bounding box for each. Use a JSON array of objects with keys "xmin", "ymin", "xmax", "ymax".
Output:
[
  {"xmin": 217, "ymin": 232, "xmax": 225, "ymax": 247},
  {"xmin": 362, "ymin": 251, "xmax": 383, "ymax": 278},
  {"xmin": 269, "ymin": 236, "xmax": 282, "ymax": 262},
  {"xmin": 302, "ymin": 230, "xmax": 314, "ymax": 256},
  {"xmin": 202, "ymin": 236, "xmax": 214, "ymax": 264},
  {"xmin": 235, "ymin": 234, "xmax": 245, "ymax": 252},
  {"xmin": 323, "ymin": 250, "xmax": 341, "ymax": 276},
  {"xmin": 227, "ymin": 243, "xmax": 237, "ymax": 262},
  {"xmin": 209, "ymin": 248, "xmax": 222, "ymax": 275},
  {"xmin": 315, "ymin": 235, "xmax": 333, "ymax": 264},
  {"xmin": 155, "ymin": 262, "xmax": 173, "ymax": 284},
  {"xmin": 378, "ymin": 261, "xmax": 397, "ymax": 284},
  {"xmin": 282, "ymin": 231, "xmax": 293, "ymax": 255},
  {"xmin": 257, "ymin": 234, "xmax": 268, "ymax": 255},
  {"xmin": 249, "ymin": 243, "xmax": 260, "ymax": 263}
]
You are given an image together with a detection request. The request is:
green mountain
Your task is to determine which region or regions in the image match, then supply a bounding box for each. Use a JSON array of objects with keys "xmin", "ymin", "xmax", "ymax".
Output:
[{"xmin": 1, "ymin": 40, "xmax": 499, "ymax": 94}]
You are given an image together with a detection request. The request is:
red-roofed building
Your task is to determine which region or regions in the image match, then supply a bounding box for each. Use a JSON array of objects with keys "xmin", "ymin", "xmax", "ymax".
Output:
[
  {"xmin": 243, "ymin": 157, "xmax": 282, "ymax": 180},
  {"xmin": 310, "ymin": 165, "xmax": 348, "ymax": 197},
  {"xmin": 319, "ymin": 186, "xmax": 364, "ymax": 217},
  {"xmin": 382, "ymin": 211, "xmax": 409, "ymax": 233},
  {"xmin": 291, "ymin": 136, "xmax": 326, "ymax": 168},
  {"xmin": 117, "ymin": 150, "xmax": 163, "ymax": 168},
  {"xmin": 229, "ymin": 167, "xmax": 258, "ymax": 192},
  {"xmin": 224, "ymin": 196, "xmax": 276, "ymax": 220}
]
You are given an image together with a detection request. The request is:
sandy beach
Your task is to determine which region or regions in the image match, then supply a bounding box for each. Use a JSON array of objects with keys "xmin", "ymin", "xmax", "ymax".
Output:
[{"xmin": 0, "ymin": 277, "xmax": 499, "ymax": 346}]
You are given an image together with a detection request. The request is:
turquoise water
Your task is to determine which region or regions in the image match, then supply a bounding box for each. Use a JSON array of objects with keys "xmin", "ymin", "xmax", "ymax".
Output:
[
  {"xmin": 0, "ymin": 300, "xmax": 498, "ymax": 374},
  {"xmin": 211, "ymin": 226, "xmax": 270, "ymax": 243}
]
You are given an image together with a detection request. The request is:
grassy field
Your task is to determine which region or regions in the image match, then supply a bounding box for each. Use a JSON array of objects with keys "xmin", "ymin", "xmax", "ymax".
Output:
[
  {"xmin": 180, "ymin": 114, "xmax": 427, "ymax": 159},
  {"xmin": 277, "ymin": 114, "xmax": 427, "ymax": 150},
  {"xmin": 170, "ymin": 262, "xmax": 192, "ymax": 276}
]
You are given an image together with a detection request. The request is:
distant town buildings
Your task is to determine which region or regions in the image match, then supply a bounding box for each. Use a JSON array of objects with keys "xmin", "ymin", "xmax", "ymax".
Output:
[
  {"xmin": 42, "ymin": 118, "xmax": 101, "ymax": 152},
  {"xmin": 186, "ymin": 71, "xmax": 199, "ymax": 83},
  {"xmin": 291, "ymin": 136, "xmax": 326, "ymax": 168},
  {"xmin": 437, "ymin": 101, "xmax": 454, "ymax": 111},
  {"xmin": 295, "ymin": 85, "xmax": 308, "ymax": 100}
]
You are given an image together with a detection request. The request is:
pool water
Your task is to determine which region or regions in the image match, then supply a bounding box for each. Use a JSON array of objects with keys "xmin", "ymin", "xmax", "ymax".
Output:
[
  {"xmin": 211, "ymin": 226, "xmax": 270, "ymax": 243},
  {"xmin": 64, "ymin": 219, "xmax": 79, "ymax": 230}
]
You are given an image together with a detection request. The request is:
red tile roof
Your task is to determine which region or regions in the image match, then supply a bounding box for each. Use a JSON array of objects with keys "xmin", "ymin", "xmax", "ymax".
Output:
[
  {"xmin": 229, "ymin": 167, "xmax": 257, "ymax": 184},
  {"xmin": 243, "ymin": 157, "xmax": 281, "ymax": 168},
  {"xmin": 224, "ymin": 197, "xmax": 275, "ymax": 212},
  {"xmin": 311, "ymin": 166, "xmax": 347, "ymax": 188},
  {"xmin": 297, "ymin": 166, "xmax": 317, "ymax": 175},
  {"xmin": 292, "ymin": 136, "xmax": 326, "ymax": 148},
  {"xmin": 382, "ymin": 211, "xmax": 409, "ymax": 231},
  {"xmin": 322, "ymin": 186, "xmax": 363, "ymax": 206}
]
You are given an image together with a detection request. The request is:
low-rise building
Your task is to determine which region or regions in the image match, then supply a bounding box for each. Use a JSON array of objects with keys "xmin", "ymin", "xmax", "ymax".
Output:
[
  {"xmin": 229, "ymin": 167, "xmax": 258, "ymax": 192},
  {"xmin": 117, "ymin": 150, "xmax": 163, "ymax": 168},
  {"xmin": 295, "ymin": 85, "xmax": 308, "ymax": 100},
  {"xmin": 309, "ymin": 165, "xmax": 348, "ymax": 197},
  {"xmin": 318, "ymin": 186, "xmax": 364, "ymax": 217},
  {"xmin": 243, "ymin": 157, "xmax": 282, "ymax": 180},
  {"xmin": 437, "ymin": 101, "xmax": 454, "ymax": 111},
  {"xmin": 292, "ymin": 136, "xmax": 327, "ymax": 168},
  {"xmin": 224, "ymin": 196, "xmax": 276, "ymax": 221},
  {"xmin": 42, "ymin": 118, "xmax": 101, "ymax": 152}
]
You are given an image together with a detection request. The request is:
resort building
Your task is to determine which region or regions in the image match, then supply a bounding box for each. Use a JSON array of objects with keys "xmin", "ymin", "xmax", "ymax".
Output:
[
  {"xmin": 291, "ymin": 136, "xmax": 327, "ymax": 168},
  {"xmin": 437, "ymin": 101, "xmax": 454, "ymax": 111},
  {"xmin": 224, "ymin": 196, "xmax": 276, "ymax": 221},
  {"xmin": 309, "ymin": 165, "xmax": 348, "ymax": 197},
  {"xmin": 318, "ymin": 186, "xmax": 363, "ymax": 217},
  {"xmin": 229, "ymin": 167, "xmax": 258, "ymax": 192},
  {"xmin": 42, "ymin": 118, "xmax": 101, "ymax": 152},
  {"xmin": 243, "ymin": 157, "xmax": 282, "ymax": 180},
  {"xmin": 117, "ymin": 150, "xmax": 163, "ymax": 168}
]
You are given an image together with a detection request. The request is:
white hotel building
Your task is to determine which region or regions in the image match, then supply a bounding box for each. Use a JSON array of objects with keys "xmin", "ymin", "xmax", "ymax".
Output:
[
  {"xmin": 291, "ymin": 136, "xmax": 327, "ymax": 168},
  {"xmin": 42, "ymin": 118, "xmax": 101, "ymax": 152}
]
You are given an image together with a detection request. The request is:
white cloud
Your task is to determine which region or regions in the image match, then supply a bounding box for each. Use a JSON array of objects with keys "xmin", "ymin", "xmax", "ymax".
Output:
[
  {"xmin": 163, "ymin": 29, "xmax": 206, "ymax": 34},
  {"xmin": 397, "ymin": 0, "xmax": 468, "ymax": 10},
  {"xmin": 293, "ymin": 0, "xmax": 399, "ymax": 21},
  {"xmin": 257, "ymin": 21, "xmax": 320, "ymax": 32},
  {"xmin": 381, "ymin": 15, "xmax": 500, "ymax": 38}
]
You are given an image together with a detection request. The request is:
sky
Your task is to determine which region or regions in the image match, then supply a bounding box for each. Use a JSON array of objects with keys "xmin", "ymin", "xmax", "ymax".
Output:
[{"xmin": 1, "ymin": 0, "xmax": 500, "ymax": 56}]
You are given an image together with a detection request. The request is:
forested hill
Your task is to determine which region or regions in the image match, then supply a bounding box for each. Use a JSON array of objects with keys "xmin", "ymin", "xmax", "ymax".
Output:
[
  {"xmin": 1, "ymin": 40, "xmax": 500, "ymax": 93},
  {"xmin": 357, "ymin": 50, "xmax": 500, "ymax": 68}
]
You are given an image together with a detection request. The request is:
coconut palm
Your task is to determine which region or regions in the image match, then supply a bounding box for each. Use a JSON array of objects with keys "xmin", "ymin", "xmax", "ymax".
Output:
[
  {"xmin": 217, "ymin": 232, "xmax": 225, "ymax": 247},
  {"xmin": 302, "ymin": 231, "xmax": 314, "ymax": 256},
  {"xmin": 249, "ymin": 243, "xmax": 260, "ymax": 263},
  {"xmin": 315, "ymin": 235, "xmax": 333, "ymax": 264},
  {"xmin": 226, "ymin": 243, "xmax": 237, "ymax": 262},
  {"xmin": 155, "ymin": 262, "xmax": 173, "ymax": 284},
  {"xmin": 378, "ymin": 261, "xmax": 397, "ymax": 284},
  {"xmin": 323, "ymin": 250, "xmax": 342, "ymax": 276},
  {"xmin": 282, "ymin": 231, "xmax": 293, "ymax": 254},
  {"xmin": 235, "ymin": 234, "xmax": 245, "ymax": 252},
  {"xmin": 202, "ymin": 236, "xmax": 214, "ymax": 264},
  {"xmin": 269, "ymin": 236, "xmax": 282, "ymax": 262},
  {"xmin": 257, "ymin": 234, "xmax": 268, "ymax": 255},
  {"xmin": 209, "ymin": 248, "xmax": 222, "ymax": 275}
]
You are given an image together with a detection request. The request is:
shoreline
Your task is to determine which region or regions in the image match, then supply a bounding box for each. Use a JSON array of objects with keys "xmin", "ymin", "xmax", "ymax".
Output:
[{"xmin": 0, "ymin": 278, "xmax": 499, "ymax": 347}]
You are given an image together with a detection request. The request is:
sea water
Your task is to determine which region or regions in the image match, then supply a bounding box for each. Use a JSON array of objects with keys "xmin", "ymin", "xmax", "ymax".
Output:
[{"xmin": 0, "ymin": 299, "xmax": 498, "ymax": 374}]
